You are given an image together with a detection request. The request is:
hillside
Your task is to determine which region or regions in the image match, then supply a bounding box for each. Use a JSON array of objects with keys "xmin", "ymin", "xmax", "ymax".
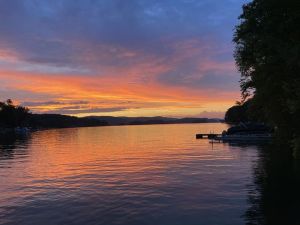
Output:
[{"xmin": 86, "ymin": 116, "xmax": 223, "ymax": 126}]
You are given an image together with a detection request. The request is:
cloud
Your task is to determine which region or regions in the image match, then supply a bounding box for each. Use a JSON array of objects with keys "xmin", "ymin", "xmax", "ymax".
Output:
[
  {"xmin": 44, "ymin": 107, "xmax": 127, "ymax": 115},
  {"xmin": 0, "ymin": 0, "xmax": 246, "ymax": 116},
  {"xmin": 22, "ymin": 100, "xmax": 89, "ymax": 107},
  {"xmin": 0, "ymin": 0, "xmax": 245, "ymax": 69}
]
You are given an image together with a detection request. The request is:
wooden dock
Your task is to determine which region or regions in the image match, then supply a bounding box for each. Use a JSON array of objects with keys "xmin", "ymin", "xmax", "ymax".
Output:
[{"xmin": 196, "ymin": 133, "xmax": 221, "ymax": 139}]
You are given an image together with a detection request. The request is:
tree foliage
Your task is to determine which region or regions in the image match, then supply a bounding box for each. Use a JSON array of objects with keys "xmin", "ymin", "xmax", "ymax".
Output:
[
  {"xmin": 0, "ymin": 100, "xmax": 109, "ymax": 129},
  {"xmin": 225, "ymin": 99, "xmax": 267, "ymax": 124},
  {"xmin": 225, "ymin": 100, "xmax": 250, "ymax": 123},
  {"xmin": 0, "ymin": 99, "xmax": 30, "ymax": 128},
  {"xmin": 233, "ymin": 0, "xmax": 300, "ymax": 155}
]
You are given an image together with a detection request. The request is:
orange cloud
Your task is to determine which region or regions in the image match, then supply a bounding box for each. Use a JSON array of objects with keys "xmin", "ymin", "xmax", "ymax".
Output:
[
  {"xmin": 0, "ymin": 37, "xmax": 240, "ymax": 118},
  {"xmin": 0, "ymin": 67, "xmax": 238, "ymax": 117}
]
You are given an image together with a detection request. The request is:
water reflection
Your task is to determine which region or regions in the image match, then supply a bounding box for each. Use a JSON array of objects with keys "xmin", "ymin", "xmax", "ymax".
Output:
[
  {"xmin": 0, "ymin": 134, "xmax": 30, "ymax": 162},
  {"xmin": 0, "ymin": 124, "xmax": 299, "ymax": 225},
  {"xmin": 245, "ymin": 144, "xmax": 300, "ymax": 225}
]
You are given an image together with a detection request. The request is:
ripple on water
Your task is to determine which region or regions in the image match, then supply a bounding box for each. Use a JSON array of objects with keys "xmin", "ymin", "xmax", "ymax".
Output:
[{"xmin": 0, "ymin": 124, "xmax": 262, "ymax": 225}]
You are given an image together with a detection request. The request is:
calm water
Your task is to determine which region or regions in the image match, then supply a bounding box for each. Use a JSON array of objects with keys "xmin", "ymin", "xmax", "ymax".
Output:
[{"xmin": 0, "ymin": 124, "xmax": 299, "ymax": 225}]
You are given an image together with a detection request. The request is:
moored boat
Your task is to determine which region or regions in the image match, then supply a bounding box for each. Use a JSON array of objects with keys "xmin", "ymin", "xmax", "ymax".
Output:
[
  {"xmin": 14, "ymin": 127, "xmax": 30, "ymax": 135},
  {"xmin": 212, "ymin": 134, "xmax": 272, "ymax": 142},
  {"xmin": 211, "ymin": 122, "xmax": 273, "ymax": 143}
]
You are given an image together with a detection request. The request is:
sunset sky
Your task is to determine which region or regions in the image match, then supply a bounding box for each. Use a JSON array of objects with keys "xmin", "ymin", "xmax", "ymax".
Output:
[{"xmin": 0, "ymin": 0, "xmax": 247, "ymax": 118}]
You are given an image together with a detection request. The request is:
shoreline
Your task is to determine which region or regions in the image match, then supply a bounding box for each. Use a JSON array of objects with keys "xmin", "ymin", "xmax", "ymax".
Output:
[{"xmin": 0, "ymin": 121, "xmax": 226, "ymax": 134}]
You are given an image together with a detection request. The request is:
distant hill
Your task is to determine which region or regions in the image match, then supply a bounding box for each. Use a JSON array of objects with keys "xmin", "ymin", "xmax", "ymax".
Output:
[
  {"xmin": 28, "ymin": 115, "xmax": 222, "ymax": 129},
  {"xmin": 1, "ymin": 99, "xmax": 223, "ymax": 130},
  {"xmin": 27, "ymin": 114, "xmax": 108, "ymax": 129},
  {"xmin": 86, "ymin": 116, "xmax": 223, "ymax": 126}
]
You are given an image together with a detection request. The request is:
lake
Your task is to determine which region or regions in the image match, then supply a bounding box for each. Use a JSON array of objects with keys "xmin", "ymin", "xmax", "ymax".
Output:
[{"xmin": 0, "ymin": 124, "xmax": 299, "ymax": 225}]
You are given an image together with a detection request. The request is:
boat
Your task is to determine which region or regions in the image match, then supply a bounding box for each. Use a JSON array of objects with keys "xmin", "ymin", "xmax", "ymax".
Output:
[
  {"xmin": 212, "ymin": 133, "xmax": 272, "ymax": 142},
  {"xmin": 211, "ymin": 122, "xmax": 273, "ymax": 143},
  {"xmin": 14, "ymin": 127, "xmax": 30, "ymax": 135}
]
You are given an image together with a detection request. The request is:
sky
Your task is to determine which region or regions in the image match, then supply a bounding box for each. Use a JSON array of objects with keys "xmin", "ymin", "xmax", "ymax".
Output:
[{"xmin": 0, "ymin": 0, "xmax": 247, "ymax": 118}]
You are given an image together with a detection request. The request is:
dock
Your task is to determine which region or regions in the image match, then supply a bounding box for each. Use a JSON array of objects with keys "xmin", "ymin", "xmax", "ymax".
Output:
[
  {"xmin": 196, "ymin": 123, "xmax": 273, "ymax": 143},
  {"xmin": 196, "ymin": 133, "xmax": 221, "ymax": 139},
  {"xmin": 196, "ymin": 133, "xmax": 272, "ymax": 143}
]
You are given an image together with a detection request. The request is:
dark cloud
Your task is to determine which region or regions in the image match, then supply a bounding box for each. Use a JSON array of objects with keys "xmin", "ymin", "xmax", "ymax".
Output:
[
  {"xmin": 22, "ymin": 100, "xmax": 89, "ymax": 107},
  {"xmin": 44, "ymin": 107, "xmax": 127, "ymax": 115},
  {"xmin": 158, "ymin": 70, "xmax": 239, "ymax": 91},
  {"xmin": 0, "ymin": 0, "xmax": 247, "ymax": 70},
  {"xmin": 0, "ymin": 0, "xmax": 247, "ymax": 115}
]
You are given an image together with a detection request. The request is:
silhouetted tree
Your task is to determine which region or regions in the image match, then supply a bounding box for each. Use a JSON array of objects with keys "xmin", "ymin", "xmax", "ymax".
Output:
[
  {"xmin": 225, "ymin": 99, "xmax": 266, "ymax": 123},
  {"xmin": 0, "ymin": 99, "xmax": 29, "ymax": 128},
  {"xmin": 225, "ymin": 103, "xmax": 248, "ymax": 123},
  {"xmin": 233, "ymin": 0, "xmax": 300, "ymax": 156}
]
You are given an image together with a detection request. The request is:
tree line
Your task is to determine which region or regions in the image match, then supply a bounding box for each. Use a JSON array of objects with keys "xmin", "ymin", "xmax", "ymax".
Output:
[
  {"xmin": 226, "ymin": 0, "xmax": 300, "ymax": 156},
  {"xmin": 0, "ymin": 99, "xmax": 29, "ymax": 128},
  {"xmin": 0, "ymin": 99, "xmax": 108, "ymax": 129}
]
